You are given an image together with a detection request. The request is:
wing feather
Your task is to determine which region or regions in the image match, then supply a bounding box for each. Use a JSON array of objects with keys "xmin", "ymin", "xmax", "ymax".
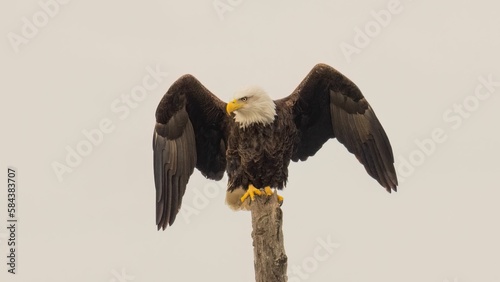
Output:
[
  {"xmin": 154, "ymin": 75, "xmax": 229, "ymax": 230},
  {"xmin": 281, "ymin": 63, "xmax": 398, "ymax": 192}
]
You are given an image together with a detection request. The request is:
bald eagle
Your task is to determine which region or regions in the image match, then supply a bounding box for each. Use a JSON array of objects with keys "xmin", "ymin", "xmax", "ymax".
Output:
[{"xmin": 153, "ymin": 63, "xmax": 397, "ymax": 230}]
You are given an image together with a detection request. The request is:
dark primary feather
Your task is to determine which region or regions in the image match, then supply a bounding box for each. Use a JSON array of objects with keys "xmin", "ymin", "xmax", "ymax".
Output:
[
  {"xmin": 154, "ymin": 75, "xmax": 229, "ymax": 230},
  {"xmin": 279, "ymin": 63, "xmax": 398, "ymax": 192}
]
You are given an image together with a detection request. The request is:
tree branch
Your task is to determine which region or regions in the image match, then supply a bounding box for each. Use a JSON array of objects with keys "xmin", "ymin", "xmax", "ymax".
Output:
[{"xmin": 250, "ymin": 193, "xmax": 288, "ymax": 282}]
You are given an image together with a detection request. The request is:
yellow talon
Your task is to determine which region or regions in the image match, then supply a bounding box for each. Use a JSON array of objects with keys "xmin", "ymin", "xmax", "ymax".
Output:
[
  {"xmin": 277, "ymin": 194, "xmax": 284, "ymax": 202},
  {"xmin": 240, "ymin": 184, "xmax": 263, "ymax": 202},
  {"xmin": 264, "ymin": 186, "xmax": 273, "ymax": 196},
  {"xmin": 264, "ymin": 186, "xmax": 284, "ymax": 203}
]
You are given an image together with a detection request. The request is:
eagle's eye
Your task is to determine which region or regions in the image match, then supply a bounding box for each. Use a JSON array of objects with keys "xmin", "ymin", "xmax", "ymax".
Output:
[{"xmin": 239, "ymin": 97, "xmax": 248, "ymax": 102}]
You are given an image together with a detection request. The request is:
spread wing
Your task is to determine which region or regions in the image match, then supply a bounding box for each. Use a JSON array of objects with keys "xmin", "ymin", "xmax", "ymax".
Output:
[
  {"xmin": 278, "ymin": 64, "xmax": 398, "ymax": 192},
  {"xmin": 153, "ymin": 74, "xmax": 229, "ymax": 230}
]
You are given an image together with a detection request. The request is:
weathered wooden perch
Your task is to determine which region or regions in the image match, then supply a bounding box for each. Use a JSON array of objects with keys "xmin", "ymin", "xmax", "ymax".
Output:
[{"xmin": 250, "ymin": 193, "xmax": 288, "ymax": 282}]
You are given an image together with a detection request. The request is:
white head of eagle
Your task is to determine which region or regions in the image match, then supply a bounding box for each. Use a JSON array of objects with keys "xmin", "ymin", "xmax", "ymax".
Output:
[{"xmin": 226, "ymin": 86, "xmax": 277, "ymax": 128}]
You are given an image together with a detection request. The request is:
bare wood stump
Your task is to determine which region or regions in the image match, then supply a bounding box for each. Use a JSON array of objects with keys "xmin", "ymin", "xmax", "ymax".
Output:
[{"xmin": 250, "ymin": 193, "xmax": 288, "ymax": 282}]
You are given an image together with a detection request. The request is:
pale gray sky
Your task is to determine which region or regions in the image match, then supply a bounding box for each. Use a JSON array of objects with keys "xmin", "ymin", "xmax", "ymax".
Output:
[{"xmin": 1, "ymin": 1, "xmax": 499, "ymax": 281}]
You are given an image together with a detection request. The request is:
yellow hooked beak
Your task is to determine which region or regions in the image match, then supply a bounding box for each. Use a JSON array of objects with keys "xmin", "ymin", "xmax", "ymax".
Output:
[{"xmin": 226, "ymin": 99, "xmax": 243, "ymax": 115}]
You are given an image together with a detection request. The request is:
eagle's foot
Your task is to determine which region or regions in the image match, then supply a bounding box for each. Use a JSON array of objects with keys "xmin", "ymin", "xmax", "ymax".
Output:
[
  {"xmin": 240, "ymin": 184, "xmax": 263, "ymax": 203},
  {"xmin": 264, "ymin": 186, "xmax": 284, "ymax": 203}
]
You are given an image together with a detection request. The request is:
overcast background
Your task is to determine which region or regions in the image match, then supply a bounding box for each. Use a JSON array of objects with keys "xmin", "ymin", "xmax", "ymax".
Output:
[{"xmin": 1, "ymin": 1, "xmax": 499, "ymax": 281}]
